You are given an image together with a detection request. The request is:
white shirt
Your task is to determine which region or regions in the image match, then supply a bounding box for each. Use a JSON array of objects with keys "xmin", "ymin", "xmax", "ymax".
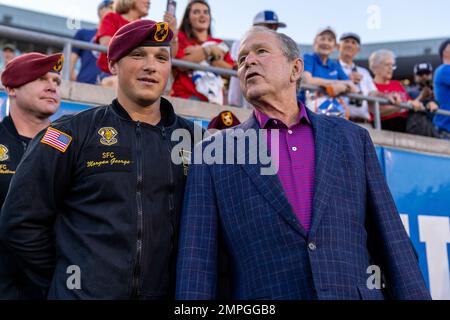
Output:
[{"xmin": 339, "ymin": 60, "xmax": 378, "ymax": 120}]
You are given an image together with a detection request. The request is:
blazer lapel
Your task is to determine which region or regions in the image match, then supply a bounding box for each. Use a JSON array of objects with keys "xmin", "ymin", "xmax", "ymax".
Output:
[
  {"xmin": 306, "ymin": 110, "xmax": 340, "ymax": 237},
  {"xmin": 236, "ymin": 115, "xmax": 307, "ymax": 237}
]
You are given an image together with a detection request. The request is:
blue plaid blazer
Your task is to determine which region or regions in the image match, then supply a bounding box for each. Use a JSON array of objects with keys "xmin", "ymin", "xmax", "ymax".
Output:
[{"xmin": 176, "ymin": 110, "xmax": 431, "ymax": 300}]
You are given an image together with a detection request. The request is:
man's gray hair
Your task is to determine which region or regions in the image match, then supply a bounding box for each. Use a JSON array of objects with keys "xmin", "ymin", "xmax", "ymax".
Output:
[
  {"xmin": 243, "ymin": 26, "xmax": 303, "ymax": 92},
  {"xmin": 369, "ymin": 49, "xmax": 396, "ymax": 73}
]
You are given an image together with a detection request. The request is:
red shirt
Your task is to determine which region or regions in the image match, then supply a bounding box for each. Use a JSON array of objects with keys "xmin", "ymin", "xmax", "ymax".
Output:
[
  {"xmin": 95, "ymin": 12, "xmax": 130, "ymax": 73},
  {"xmin": 375, "ymin": 80, "xmax": 410, "ymax": 121},
  {"xmin": 171, "ymin": 31, "xmax": 235, "ymax": 101}
]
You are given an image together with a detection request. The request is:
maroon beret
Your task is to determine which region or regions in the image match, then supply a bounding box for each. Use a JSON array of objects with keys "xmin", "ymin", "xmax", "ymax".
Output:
[
  {"xmin": 108, "ymin": 19, "xmax": 174, "ymax": 64},
  {"xmin": 1, "ymin": 52, "xmax": 63, "ymax": 88},
  {"xmin": 208, "ymin": 111, "xmax": 241, "ymax": 130}
]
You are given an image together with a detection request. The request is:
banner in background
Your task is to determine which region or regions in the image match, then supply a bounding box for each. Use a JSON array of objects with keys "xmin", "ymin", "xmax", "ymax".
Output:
[{"xmin": 381, "ymin": 147, "xmax": 450, "ymax": 300}]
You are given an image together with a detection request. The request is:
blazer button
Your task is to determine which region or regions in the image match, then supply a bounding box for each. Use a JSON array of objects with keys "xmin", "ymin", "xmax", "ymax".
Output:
[{"xmin": 308, "ymin": 242, "xmax": 317, "ymax": 251}]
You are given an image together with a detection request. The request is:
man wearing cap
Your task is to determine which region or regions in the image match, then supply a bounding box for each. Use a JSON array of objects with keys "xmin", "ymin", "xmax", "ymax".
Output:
[
  {"xmin": 0, "ymin": 20, "xmax": 197, "ymax": 299},
  {"xmin": 0, "ymin": 52, "xmax": 63, "ymax": 299},
  {"xmin": 69, "ymin": 0, "xmax": 113, "ymax": 84},
  {"xmin": 228, "ymin": 10, "xmax": 286, "ymax": 108},
  {"xmin": 403, "ymin": 63, "xmax": 440, "ymax": 137},
  {"xmin": 407, "ymin": 63, "xmax": 439, "ymax": 112},
  {"xmin": 338, "ymin": 33, "xmax": 379, "ymax": 123},
  {"xmin": 302, "ymin": 27, "xmax": 358, "ymax": 104},
  {"xmin": 0, "ymin": 44, "xmax": 17, "ymax": 74},
  {"xmin": 433, "ymin": 39, "xmax": 450, "ymax": 139}
]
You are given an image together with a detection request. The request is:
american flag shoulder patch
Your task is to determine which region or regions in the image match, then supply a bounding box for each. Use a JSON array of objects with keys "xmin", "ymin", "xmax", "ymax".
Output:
[{"xmin": 41, "ymin": 127, "xmax": 73, "ymax": 153}]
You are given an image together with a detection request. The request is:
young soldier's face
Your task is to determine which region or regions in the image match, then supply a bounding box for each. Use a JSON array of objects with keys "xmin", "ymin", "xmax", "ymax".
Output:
[
  {"xmin": 112, "ymin": 46, "xmax": 171, "ymax": 106},
  {"xmin": 8, "ymin": 72, "xmax": 61, "ymax": 119}
]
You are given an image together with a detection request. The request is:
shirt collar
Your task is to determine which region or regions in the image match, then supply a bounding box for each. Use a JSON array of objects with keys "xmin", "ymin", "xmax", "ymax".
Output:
[
  {"xmin": 339, "ymin": 59, "xmax": 355, "ymax": 69},
  {"xmin": 254, "ymin": 101, "xmax": 311, "ymax": 129},
  {"xmin": 313, "ymin": 52, "xmax": 332, "ymax": 67},
  {"xmin": 2, "ymin": 115, "xmax": 32, "ymax": 143}
]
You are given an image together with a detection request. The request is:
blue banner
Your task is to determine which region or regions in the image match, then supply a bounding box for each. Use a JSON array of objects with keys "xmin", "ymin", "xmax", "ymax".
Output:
[{"xmin": 380, "ymin": 147, "xmax": 450, "ymax": 300}]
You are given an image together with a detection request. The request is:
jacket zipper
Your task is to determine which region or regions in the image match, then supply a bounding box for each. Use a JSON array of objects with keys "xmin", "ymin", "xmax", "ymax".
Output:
[
  {"xmin": 161, "ymin": 127, "xmax": 174, "ymax": 213},
  {"xmin": 131, "ymin": 121, "xmax": 144, "ymax": 299}
]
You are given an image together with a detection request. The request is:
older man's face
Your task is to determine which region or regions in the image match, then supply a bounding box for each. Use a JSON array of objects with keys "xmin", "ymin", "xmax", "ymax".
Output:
[
  {"xmin": 237, "ymin": 31, "xmax": 300, "ymax": 103},
  {"xmin": 339, "ymin": 38, "xmax": 360, "ymax": 59}
]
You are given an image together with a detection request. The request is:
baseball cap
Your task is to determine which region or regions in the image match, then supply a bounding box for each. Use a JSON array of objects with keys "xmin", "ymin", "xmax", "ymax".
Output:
[
  {"xmin": 414, "ymin": 62, "xmax": 433, "ymax": 75},
  {"xmin": 316, "ymin": 26, "xmax": 337, "ymax": 40},
  {"xmin": 2, "ymin": 43, "xmax": 16, "ymax": 51},
  {"xmin": 339, "ymin": 32, "xmax": 361, "ymax": 45},
  {"xmin": 253, "ymin": 10, "xmax": 286, "ymax": 28},
  {"xmin": 98, "ymin": 0, "xmax": 113, "ymax": 11}
]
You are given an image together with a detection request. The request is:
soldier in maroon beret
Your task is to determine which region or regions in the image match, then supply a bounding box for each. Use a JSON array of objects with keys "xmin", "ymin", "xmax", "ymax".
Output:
[
  {"xmin": 0, "ymin": 52, "xmax": 63, "ymax": 299},
  {"xmin": 0, "ymin": 21, "xmax": 199, "ymax": 299}
]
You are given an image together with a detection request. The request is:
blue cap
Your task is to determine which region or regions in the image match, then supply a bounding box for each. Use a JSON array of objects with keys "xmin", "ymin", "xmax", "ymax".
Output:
[
  {"xmin": 98, "ymin": 0, "xmax": 113, "ymax": 11},
  {"xmin": 253, "ymin": 10, "xmax": 286, "ymax": 28}
]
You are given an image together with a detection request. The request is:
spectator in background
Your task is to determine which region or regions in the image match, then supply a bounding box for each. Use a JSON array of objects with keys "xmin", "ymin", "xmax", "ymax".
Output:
[
  {"xmin": 228, "ymin": 10, "xmax": 287, "ymax": 108},
  {"xmin": 0, "ymin": 44, "xmax": 17, "ymax": 74},
  {"xmin": 171, "ymin": 0, "xmax": 234, "ymax": 104},
  {"xmin": 370, "ymin": 49, "xmax": 425, "ymax": 133},
  {"xmin": 302, "ymin": 27, "xmax": 358, "ymax": 109},
  {"xmin": 338, "ymin": 33, "xmax": 378, "ymax": 123},
  {"xmin": 0, "ymin": 52, "xmax": 63, "ymax": 299},
  {"xmin": 95, "ymin": 0, "xmax": 178, "ymax": 87},
  {"xmin": 404, "ymin": 63, "xmax": 440, "ymax": 137},
  {"xmin": 433, "ymin": 39, "xmax": 450, "ymax": 139},
  {"xmin": 70, "ymin": 0, "xmax": 113, "ymax": 84},
  {"xmin": 407, "ymin": 63, "xmax": 435, "ymax": 101}
]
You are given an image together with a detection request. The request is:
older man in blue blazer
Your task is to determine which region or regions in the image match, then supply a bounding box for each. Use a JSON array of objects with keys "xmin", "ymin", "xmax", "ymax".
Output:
[{"xmin": 175, "ymin": 27, "xmax": 431, "ymax": 300}]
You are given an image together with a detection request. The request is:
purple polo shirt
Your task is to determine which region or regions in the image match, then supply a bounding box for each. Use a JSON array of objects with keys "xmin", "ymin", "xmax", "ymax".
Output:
[{"xmin": 254, "ymin": 103, "xmax": 315, "ymax": 232}]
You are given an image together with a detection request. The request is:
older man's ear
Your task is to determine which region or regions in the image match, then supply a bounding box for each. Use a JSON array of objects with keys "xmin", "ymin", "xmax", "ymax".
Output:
[{"xmin": 291, "ymin": 58, "xmax": 304, "ymax": 85}]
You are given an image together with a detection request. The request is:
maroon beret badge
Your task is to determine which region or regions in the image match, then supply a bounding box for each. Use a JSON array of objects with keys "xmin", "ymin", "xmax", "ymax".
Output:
[
  {"xmin": 154, "ymin": 22, "xmax": 169, "ymax": 42},
  {"xmin": 221, "ymin": 111, "xmax": 234, "ymax": 127},
  {"xmin": 53, "ymin": 55, "xmax": 64, "ymax": 73}
]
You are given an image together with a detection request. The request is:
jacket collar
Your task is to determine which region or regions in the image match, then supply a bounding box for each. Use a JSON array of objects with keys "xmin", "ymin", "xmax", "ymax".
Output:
[
  {"xmin": 1, "ymin": 115, "xmax": 31, "ymax": 144},
  {"xmin": 111, "ymin": 97, "xmax": 177, "ymax": 128}
]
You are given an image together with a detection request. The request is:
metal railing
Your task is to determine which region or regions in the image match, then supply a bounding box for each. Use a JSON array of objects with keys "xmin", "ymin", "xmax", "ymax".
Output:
[
  {"xmin": 0, "ymin": 25, "xmax": 237, "ymax": 78},
  {"xmin": 1, "ymin": 25, "xmax": 450, "ymax": 131}
]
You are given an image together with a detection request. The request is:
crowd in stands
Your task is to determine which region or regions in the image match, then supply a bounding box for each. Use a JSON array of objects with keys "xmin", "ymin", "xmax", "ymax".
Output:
[{"xmin": 1, "ymin": 0, "xmax": 450, "ymax": 140}]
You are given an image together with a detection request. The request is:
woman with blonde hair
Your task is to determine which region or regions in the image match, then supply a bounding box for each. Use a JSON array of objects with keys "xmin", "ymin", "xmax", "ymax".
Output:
[{"xmin": 95, "ymin": 0, "xmax": 177, "ymax": 87}]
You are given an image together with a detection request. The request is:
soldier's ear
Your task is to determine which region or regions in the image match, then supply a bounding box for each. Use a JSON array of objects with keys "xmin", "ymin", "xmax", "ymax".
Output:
[
  {"xmin": 4, "ymin": 86, "xmax": 16, "ymax": 98},
  {"xmin": 108, "ymin": 60, "xmax": 118, "ymax": 75}
]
